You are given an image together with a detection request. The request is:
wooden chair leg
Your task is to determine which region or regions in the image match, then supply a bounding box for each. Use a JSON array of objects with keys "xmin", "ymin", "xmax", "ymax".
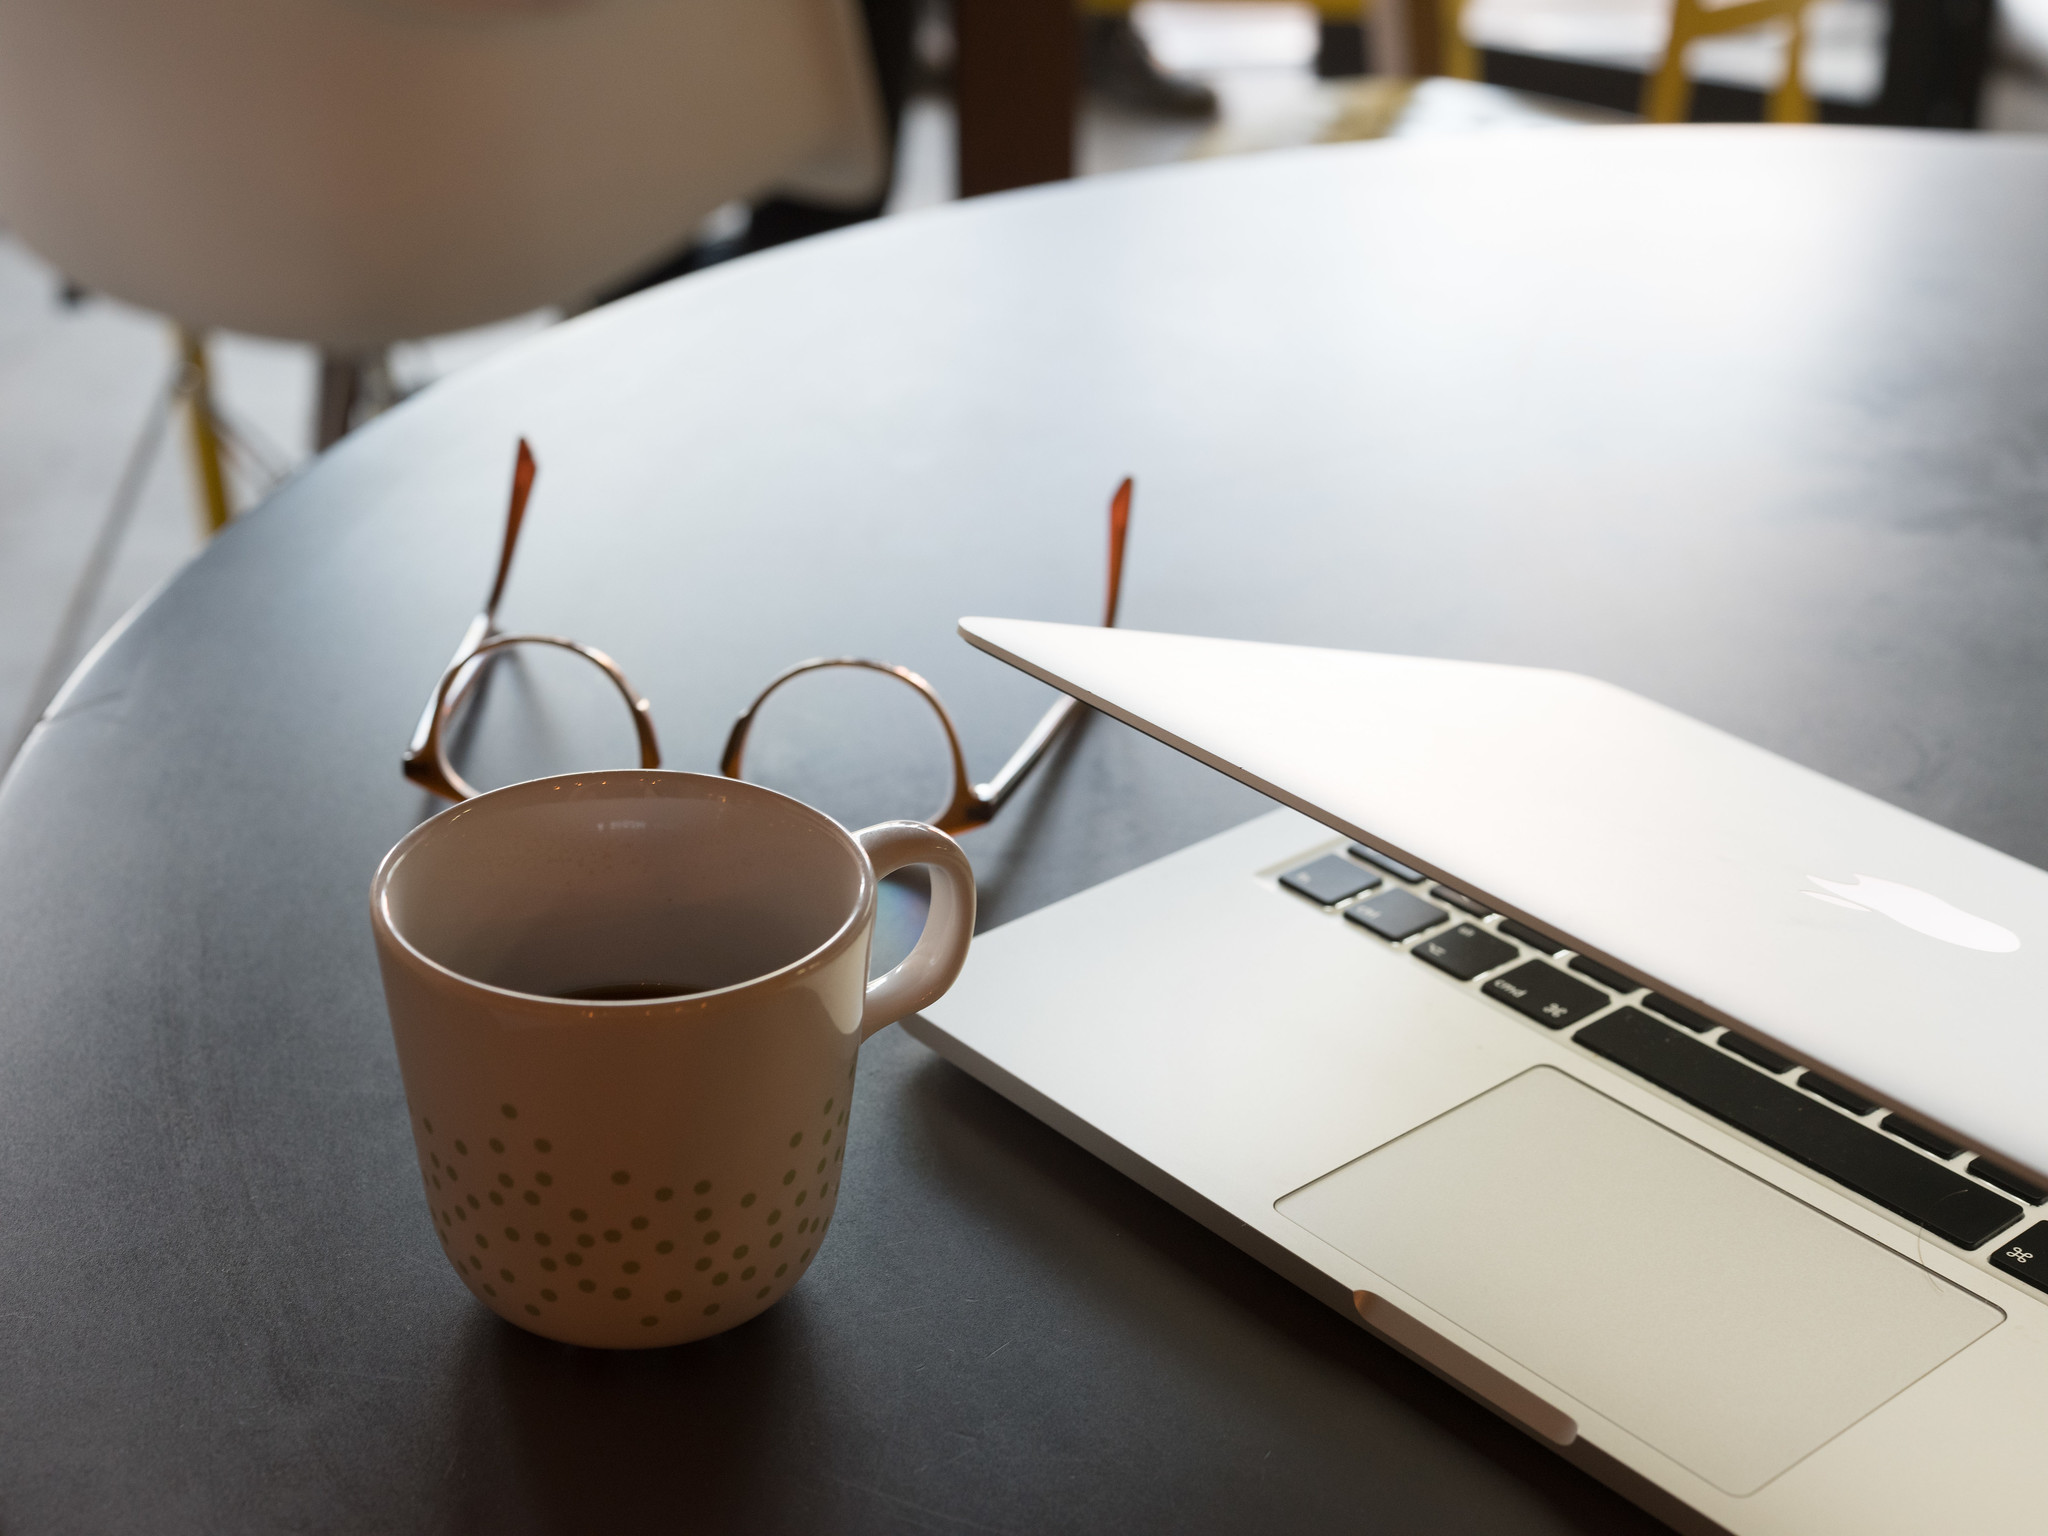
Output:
[
  {"xmin": 954, "ymin": 0, "xmax": 1077, "ymax": 196},
  {"xmin": 176, "ymin": 327, "xmax": 232, "ymax": 535}
]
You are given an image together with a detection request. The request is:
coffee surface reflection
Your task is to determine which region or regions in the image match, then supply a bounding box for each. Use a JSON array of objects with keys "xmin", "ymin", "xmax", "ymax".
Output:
[{"xmin": 554, "ymin": 981, "xmax": 708, "ymax": 1002}]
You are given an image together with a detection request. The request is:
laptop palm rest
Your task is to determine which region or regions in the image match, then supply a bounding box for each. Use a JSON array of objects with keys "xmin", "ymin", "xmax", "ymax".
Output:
[{"xmin": 1278, "ymin": 1067, "xmax": 2001, "ymax": 1496}]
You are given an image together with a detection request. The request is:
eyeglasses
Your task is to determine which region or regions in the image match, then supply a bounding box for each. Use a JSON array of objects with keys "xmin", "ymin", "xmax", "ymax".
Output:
[{"xmin": 403, "ymin": 439, "xmax": 1133, "ymax": 834}]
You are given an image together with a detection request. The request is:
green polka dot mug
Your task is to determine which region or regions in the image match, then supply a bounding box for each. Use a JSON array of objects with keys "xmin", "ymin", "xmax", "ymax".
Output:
[{"xmin": 369, "ymin": 770, "xmax": 975, "ymax": 1348}]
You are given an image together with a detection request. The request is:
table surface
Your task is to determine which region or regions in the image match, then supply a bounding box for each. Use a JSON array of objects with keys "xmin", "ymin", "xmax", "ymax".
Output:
[{"xmin": 6, "ymin": 125, "xmax": 2048, "ymax": 1534}]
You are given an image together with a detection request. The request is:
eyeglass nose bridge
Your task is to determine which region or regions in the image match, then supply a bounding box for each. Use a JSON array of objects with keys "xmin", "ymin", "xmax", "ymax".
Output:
[
  {"xmin": 418, "ymin": 633, "xmax": 661, "ymax": 803},
  {"xmin": 719, "ymin": 656, "xmax": 983, "ymax": 834}
]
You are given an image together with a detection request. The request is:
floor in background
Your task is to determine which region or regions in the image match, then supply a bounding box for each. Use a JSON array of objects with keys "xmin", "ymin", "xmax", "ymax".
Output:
[
  {"xmin": 0, "ymin": 267, "xmax": 545, "ymax": 761},
  {"xmin": 7, "ymin": 0, "xmax": 2048, "ymax": 766}
]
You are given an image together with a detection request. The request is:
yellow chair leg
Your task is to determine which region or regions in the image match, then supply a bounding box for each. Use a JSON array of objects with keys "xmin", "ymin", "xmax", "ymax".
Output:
[
  {"xmin": 1439, "ymin": 0, "xmax": 1481, "ymax": 79},
  {"xmin": 1643, "ymin": 1, "xmax": 1698, "ymax": 123},
  {"xmin": 177, "ymin": 327, "xmax": 232, "ymax": 536},
  {"xmin": 1645, "ymin": 0, "xmax": 1815, "ymax": 125},
  {"xmin": 1643, "ymin": 52, "xmax": 1691, "ymax": 122},
  {"xmin": 1767, "ymin": 11, "xmax": 1816, "ymax": 121}
]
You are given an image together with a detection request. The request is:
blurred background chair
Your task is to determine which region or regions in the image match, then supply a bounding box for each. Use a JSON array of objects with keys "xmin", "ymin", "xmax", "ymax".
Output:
[
  {"xmin": 1431, "ymin": 0, "xmax": 1817, "ymax": 119},
  {"xmin": 1643, "ymin": 0, "xmax": 1816, "ymax": 119},
  {"xmin": 1432, "ymin": 0, "xmax": 1974, "ymax": 125},
  {"xmin": 1059, "ymin": 0, "xmax": 1978, "ymax": 146},
  {"xmin": 0, "ymin": 0, "xmax": 889, "ymax": 530},
  {"xmin": 1122, "ymin": 0, "xmax": 1815, "ymax": 145}
]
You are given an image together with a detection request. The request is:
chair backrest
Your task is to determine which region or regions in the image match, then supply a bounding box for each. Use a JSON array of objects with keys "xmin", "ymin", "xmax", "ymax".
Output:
[{"xmin": 0, "ymin": 0, "xmax": 885, "ymax": 348}]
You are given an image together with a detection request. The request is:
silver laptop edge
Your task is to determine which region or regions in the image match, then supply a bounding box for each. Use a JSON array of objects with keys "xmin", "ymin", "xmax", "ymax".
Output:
[
  {"xmin": 954, "ymin": 616, "xmax": 2048, "ymax": 1185},
  {"xmin": 906, "ymin": 617, "xmax": 2048, "ymax": 1536}
]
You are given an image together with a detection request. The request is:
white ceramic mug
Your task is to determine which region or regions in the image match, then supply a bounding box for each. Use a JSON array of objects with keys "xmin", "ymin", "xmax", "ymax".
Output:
[{"xmin": 369, "ymin": 770, "xmax": 975, "ymax": 1348}]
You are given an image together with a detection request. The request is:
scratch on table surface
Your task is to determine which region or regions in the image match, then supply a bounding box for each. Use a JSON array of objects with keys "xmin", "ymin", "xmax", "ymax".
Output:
[
  {"xmin": 911, "ymin": 1429, "xmax": 985, "ymax": 1478},
  {"xmin": 868, "ymin": 1296, "xmax": 975, "ymax": 1321},
  {"xmin": 830, "ymin": 1475, "xmax": 1022, "ymax": 1536},
  {"xmin": 983, "ymin": 1340, "xmax": 1012, "ymax": 1361},
  {"xmin": 305, "ymin": 1367, "xmax": 436, "ymax": 1387}
]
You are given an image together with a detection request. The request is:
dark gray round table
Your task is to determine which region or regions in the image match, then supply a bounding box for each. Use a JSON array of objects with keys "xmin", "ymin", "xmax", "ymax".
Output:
[{"xmin": 5, "ymin": 125, "xmax": 2048, "ymax": 1534}]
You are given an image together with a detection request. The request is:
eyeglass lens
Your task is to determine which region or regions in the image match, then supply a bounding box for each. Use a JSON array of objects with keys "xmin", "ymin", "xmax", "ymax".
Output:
[
  {"xmin": 435, "ymin": 638, "xmax": 655, "ymax": 799},
  {"xmin": 730, "ymin": 663, "xmax": 962, "ymax": 833}
]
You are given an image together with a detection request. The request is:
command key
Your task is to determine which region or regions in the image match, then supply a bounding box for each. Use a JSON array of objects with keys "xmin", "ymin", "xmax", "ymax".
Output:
[{"xmin": 1990, "ymin": 1221, "xmax": 2048, "ymax": 1295}]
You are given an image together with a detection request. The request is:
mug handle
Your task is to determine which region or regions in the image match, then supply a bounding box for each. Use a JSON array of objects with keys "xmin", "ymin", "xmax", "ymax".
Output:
[{"xmin": 854, "ymin": 821, "xmax": 977, "ymax": 1040}]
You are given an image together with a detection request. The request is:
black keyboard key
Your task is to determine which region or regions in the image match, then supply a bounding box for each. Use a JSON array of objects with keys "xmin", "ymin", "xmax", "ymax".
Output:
[
  {"xmin": 1348, "ymin": 843, "xmax": 1424, "ymax": 883},
  {"xmin": 1971, "ymin": 1159, "xmax": 2048, "ymax": 1206},
  {"xmin": 1797, "ymin": 1071, "xmax": 1878, "ymax": 1117},
  {"xmin": 1280, "ymin": 854, "xmax": 1381, "ymax": 907},
  {"xmin": 1413, "ymin": 923, "xmax": 1518, "ymax": 980},
  {"xmin": 1990, "ymin": 1222, "xmax": 2048, "ymax": 1294},
  {"xmin": 1882, "ymin": 1114, "xmax": 1965, "ymax": 1161},
  {"xmin": 1568, "ymin": 954, "xmax": 1634, "ymax": 992},
  {"xmin": 1576, "ymin": 1009, "xmax": 2022, "ymax": 1250},
  {"xmin": 1344, "ymin": 888, "xmax": 1447, "ymax": 942},
  {"xmin": 1430, "ymin": 885, "xmax": 1493, "ymax": 918},
  {"xmin": 1497, "ymin": 919, "xmax": 1565, "ymax": 955},
  {"xmin": 1642, "ymin": 992, "xmax": 1714, "ymax": 1032},
  {"xmin": 1485, "ymin": 960, "xmax": 1608, "ymax": 1029},
  {"xmin": 1719, "ymin": 1033, "xmax": 1796, "ymax": 1074}
]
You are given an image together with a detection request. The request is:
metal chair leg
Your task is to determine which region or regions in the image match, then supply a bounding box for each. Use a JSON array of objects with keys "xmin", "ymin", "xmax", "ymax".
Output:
[
  {"xmin": 317, "ymin": 349, "xmax": 401, "ymax": 450},
  {"xmin": 176, "ymin": 327, "xmax": 232, "ymax": 536},
  {"xmin": 1769, "ymin": 8, "xmax": 1817, "ymax": 122},
  {"xmin": 316, "ymin": 351, "xmax": 361, "ymax": 451}
]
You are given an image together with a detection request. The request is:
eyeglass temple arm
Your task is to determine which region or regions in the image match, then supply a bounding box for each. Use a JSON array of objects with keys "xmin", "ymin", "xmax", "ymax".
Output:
[
  {"xmin": 969, "ymin": 475, "xmax": 1134, "ymax": 816},
  {"xmin": 403, "ymin": 611, "xmax": 491, "ymax": 778},
  {"xmin": 484, "ymin": 438, "xmax": 538, "ymax": 619},
  {"xmin": 402, "ymin": 439, "xmax": 539, "ymax": 784},
  {"xmin": 1102, "ymin": 475, "xmax": 1131, "ymax": 628},
  {"xmin": 720, "ymin": 476, "xmax": 1135, "ymax": 826},
  {"xmin": 971, "ymin": 693, "xmax": 1080, "ymax": 815}
]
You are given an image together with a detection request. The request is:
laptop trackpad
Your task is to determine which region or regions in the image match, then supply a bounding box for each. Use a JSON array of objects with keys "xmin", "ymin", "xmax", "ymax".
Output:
[{"xmin": 1277, "ymin": 1066, "xmax": 2001, "ymax": 1496}]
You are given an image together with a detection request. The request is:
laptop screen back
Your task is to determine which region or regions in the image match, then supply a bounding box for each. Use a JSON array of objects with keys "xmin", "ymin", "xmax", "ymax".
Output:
[{"xmin": 958, "ymin": 616, "xmax": 2048, "ymax": 1184}]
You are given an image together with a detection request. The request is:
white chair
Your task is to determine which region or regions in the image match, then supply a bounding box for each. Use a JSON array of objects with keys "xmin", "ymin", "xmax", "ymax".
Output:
[{"xmin": 0, "ymin": 0, "xmax": 887, "ymax": 524}]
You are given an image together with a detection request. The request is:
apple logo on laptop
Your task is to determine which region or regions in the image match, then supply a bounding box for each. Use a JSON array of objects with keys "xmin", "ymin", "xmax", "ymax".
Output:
[{"xmin": 1802, "ymin": 874, "xmax": 2020, "ymax": 953}]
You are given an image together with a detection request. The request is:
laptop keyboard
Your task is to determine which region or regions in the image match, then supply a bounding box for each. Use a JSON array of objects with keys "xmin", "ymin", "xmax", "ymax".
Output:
[
  {"xmin": 1576, "ymin": 1010, "xmax": 2019, "ymax": 1250},
  {"xmin": 1278, "ymin": 854, "xmax": 1380, "ymax": 907},
  {"xmin": 1343, "ymin": 888, "xmax": 1445, "ymax": 942},
  {"xmin": 1414, "ymin": 923, "xmax": 1516, "ymax": 981},
  {"xmin": 1277, "ymin": 843, "xmax": 2045, "ymax": 1274},
  {"xmin": 1484, "ymin": 960, "xmax": 1607, "ymax": 1029}
]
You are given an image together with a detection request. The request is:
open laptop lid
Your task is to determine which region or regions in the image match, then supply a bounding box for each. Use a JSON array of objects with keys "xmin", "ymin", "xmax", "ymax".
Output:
[{"xmin": 960, "ymin": 616, "xmax": 2048, "ymax": 1184}]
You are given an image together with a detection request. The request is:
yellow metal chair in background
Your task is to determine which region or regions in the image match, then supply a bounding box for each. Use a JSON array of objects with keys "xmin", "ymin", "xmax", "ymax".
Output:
[
  {"xmin": 1428, "ymin": 0, "xmax": 1816, "ymax": 121},
  {"xmin": 1641, "ymin": 0, "xmax": 1816, "ymax": 121},
  {"xmin": 1086, "ymin": 0, "xmax": 1814, "ymax": 127}
]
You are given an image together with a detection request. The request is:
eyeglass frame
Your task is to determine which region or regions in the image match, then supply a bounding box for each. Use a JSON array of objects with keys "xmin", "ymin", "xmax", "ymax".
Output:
[{"xmin": 403, "ymin": 438, "xmax": 1131, "ymax": 833}]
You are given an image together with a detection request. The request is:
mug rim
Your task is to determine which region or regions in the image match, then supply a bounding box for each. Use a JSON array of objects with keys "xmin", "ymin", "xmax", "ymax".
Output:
[{"xmin": 370, "ymin": 769, "xmax": 877, "ymax": 1011}]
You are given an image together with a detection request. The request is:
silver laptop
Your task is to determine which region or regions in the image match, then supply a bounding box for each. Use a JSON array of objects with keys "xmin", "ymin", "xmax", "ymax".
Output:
[{"xmin": 911, "ymin": 616, "xmax": 2048, "ymax": 1536}]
